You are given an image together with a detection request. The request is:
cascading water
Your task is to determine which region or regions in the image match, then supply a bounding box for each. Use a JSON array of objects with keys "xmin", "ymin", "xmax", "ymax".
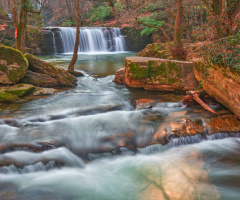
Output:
[
  {"xmin": 1, "ymin": 54, "xmax": 240, "ymax": 199},
  {"xmin": 51, "ymin": 27, "xmax": 126, "ymax": 53},
  {"xmin": 51, "ymin": 31, "xmax": 57, "ymax": 54}
]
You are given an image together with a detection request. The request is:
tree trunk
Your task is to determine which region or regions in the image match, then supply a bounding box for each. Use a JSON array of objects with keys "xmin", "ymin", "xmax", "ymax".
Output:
[
  {"xmin": 65, "ymin": 0, "xmax": 75, "ymax": 24},
  {"xmin": 16, "ymin": 0, "xmax": 27, "ymax": 53},
  {"xmin": 68, "ymin": 0, "xmax": 80, "ymax": 71},
  {"xmin": 108, "ymin": 0, "xmax": 118, "ymax": 21},
  {"xmin": 174, "ymin": 0, "xmax": 183, "ymax": 48}
]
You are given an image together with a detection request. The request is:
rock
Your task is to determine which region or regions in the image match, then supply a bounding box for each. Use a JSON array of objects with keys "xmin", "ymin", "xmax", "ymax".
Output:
[
  {"xmin": 40, "ymin": 30, "xmax": 55, "ymax": 54},
  {"xmin": 114, "ymin": 68, "xmax": 125, "ymax": 84},
  {"xmin": 0, "ymin": 90, "xmax": 20, "ymax": 102},
  {"xmin": 123, "ymin": 57, "xmax": 198, "ymax": 91},
  {"xmin": 56, "ymin": 68, "xmax": 78, "ymax": 86},
  {"xmin": 135, "ymin": 99, "xmax": 157, "ymax": 110},
  {"xmin": 6, "ymin": 84, "xmax": 36, "ymax": 97},
  {"xmin": 24, "ymin": 53, "xmax": 77, "ymax": 87},
  {"xmin": 154, "ymin": 111, "xmax": 240, "ymax": 144},
  {"xmin": 137, "ymin": 43, "xmax": 171, "ymax": 59},
  {"xmin": 67, "ymin": 70, "xmax": 84, "ymax": 77},
  {"xmin": 20, "ymin": 70, "xmax": 59, "ymax": 88},
  {"xmin": 0, "ymin": 45, "xmax": 29, "ymax": 85},
  {"xmin": 194, "ymin": 61, "xmax": 240, "ymax": 118},
  {"xmin": 33, "ymin": 87, "xmax": 57, "ymax": 96}
]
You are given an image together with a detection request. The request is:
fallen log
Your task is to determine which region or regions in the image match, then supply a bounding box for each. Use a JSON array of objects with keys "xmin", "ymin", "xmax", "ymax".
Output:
[{"xmin": 184, "ymin": 90, "xmax": 219, "ymax": 115}]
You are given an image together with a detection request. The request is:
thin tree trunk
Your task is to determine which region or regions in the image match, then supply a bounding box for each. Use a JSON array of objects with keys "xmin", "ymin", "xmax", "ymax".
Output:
[
  {"xmin": 108, "ymin": 0, "xmax": 118, "ymax": 21},
  {"xmin": 16, "ymin": 0, "xmax": 27, "ymax": 53},
  {"xmin": 174, "ymin": 0, "xmax": 183, "ymax": 48},
  {"xmin": 68, "ymin": 0, "xmax": 80, "ymax": 71},
  {"xmin": 65, "ymin": 0, "xmax": 75, "ymax": 24}
]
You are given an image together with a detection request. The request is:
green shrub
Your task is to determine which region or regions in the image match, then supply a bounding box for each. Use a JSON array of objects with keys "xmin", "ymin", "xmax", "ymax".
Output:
[
  {"xmin": 203, "ymin": 31, "xmax": 240, "ymax": 70},
  {"xmin": 90, "ymin": 5, "xmax": 113, "ymax": 23},
  {"xmin": 139, "ymin": 14, "xmax": 165, "ymax": 36}
]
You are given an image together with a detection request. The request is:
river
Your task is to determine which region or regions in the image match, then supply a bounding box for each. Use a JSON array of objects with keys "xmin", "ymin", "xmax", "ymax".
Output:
[{"xmin": 0, "ymin": 53, "xmax": 240, "ymax": 200}]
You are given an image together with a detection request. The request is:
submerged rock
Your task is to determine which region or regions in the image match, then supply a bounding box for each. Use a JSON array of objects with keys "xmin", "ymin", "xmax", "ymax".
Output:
[
  {"xmin": 155, "ymin": 111, "xmax": 240, "ymax": 144},
  {"xmin": 134, "ymin": 99, "xmax": 157, "ymax": 110},
  {"xmin": 0, "ymin": 45, "xmax": 29, "ymax": 85},
  {"xmin": 24, "ymin": 53, "xmax": 77, "ymax": 87}
]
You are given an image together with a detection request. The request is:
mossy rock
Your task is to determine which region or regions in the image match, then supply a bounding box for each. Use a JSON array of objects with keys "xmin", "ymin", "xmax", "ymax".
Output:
[
  {"xmin": 24, "ymin": 53, "xmax": 77, "ymax": 87},
  {"xmin": 6, "ymin": 84, "xmax": 36, "ymax": 97},
  {"xmin": 0, "ymin": 90, "xmax": 20, "ymax": 102},
  {"xmin": 137, "ymin": 43, "xmax": 171, "ymax": 59},
  {"xmin": 0, "ymin": 45, "xmax": 29, "ymax": 85},
  {"xmin": 20, "ymin": 70, "xmax": 59, "ymax": 88}
]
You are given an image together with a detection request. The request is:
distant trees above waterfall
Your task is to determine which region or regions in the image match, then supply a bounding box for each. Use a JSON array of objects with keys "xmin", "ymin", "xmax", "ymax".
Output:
[{"xmin": 0, "ymin": 0, "xmax": 239, "ymax": 56}]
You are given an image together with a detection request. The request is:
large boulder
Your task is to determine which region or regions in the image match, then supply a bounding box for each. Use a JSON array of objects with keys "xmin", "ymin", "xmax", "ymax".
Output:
[
  {"xmin": 0, "ymin": 45, "xmax": 29, "ymax": 85},
  {"xmin": 194, "ymin": 61, "xmax": 240, "ymax": 118},
  {"xmin": 24, "ymin": 53, "xmax": 77, "ymax": 87},
  {"xmin": 20, "ymin": 71, "xmax": 59, "ymax": 88},
  {"xmin": 122, "ymin": 57, "xmax": 198, "ymax": 91}
]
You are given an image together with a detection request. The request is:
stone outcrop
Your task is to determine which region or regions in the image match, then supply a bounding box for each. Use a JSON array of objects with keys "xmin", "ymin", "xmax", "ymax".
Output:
[
  {"xmin": 24, "ymin": 53, "xmax": 77, "ymax": 87},
  {"xmin": 0, "ymin": 45, "xmax": 28, "ymax": 85},
  {"xmin": 194, "ymin": 61, "xmax": 240, "ymax": 118},
  {"xmin": 136, "ymin": 43, "xmax": 171, "ymax": 59},
  {"xmin": 120, "ymin": 57, "xmax": 198, "ymax": 91}
]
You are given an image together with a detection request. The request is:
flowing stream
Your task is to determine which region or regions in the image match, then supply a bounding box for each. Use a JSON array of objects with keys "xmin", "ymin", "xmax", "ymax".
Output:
[{"xmin": 0, "ymin": 53, "xmax": 240, "ymax": 200}]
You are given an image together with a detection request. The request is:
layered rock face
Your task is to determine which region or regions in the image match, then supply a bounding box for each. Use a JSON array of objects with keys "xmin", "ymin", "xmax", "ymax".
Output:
[
  {"xmin": 0, "ymin": 45, "xmax": 29, "ymax": 85},
  {"xmin": 119, "ymin": 57, "xmax": 198, "ymax": 91},
  {"xmin": 194, "ymin": 62, "xmax": 240, "ymax": 118}
]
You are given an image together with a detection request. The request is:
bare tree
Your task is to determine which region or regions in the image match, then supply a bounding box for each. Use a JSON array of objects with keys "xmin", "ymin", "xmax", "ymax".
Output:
[{"xmin": 68, "ymin": 0, "xmax": 80, "ymax": 71}]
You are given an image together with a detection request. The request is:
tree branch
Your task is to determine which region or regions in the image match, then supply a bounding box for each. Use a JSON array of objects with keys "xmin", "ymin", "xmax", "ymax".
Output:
[{"xmin": 136, "ymin": 18, "xmax": 171, "ymax": 42}]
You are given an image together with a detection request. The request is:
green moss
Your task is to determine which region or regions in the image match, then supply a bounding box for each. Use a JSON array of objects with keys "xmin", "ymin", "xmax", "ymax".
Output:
[
  {"xmin": 128, "ymin": 62, "xmax": 148, "ymax": 78},
  {"xmin": 0, "ymin": 91, "xmax": 20, "ymax": 102},
  {"xmin": 148, "ymin": 62, "xmax": 167, "ymax": 77},
  {"xmin": 168, "ymin": 62, "xmax": 182, "ymax": 75},
  {"xmin": 25, "ymin": 53, "xmax": 56, "ymax": 72},
  {"xmin": 0, "ymin": 45, "xmax": 28, "ymax": 67},
  {"xmin": 0, "ymin": 64, "xmax": 8, "ymax": 72},
  {"xmin": 6, "ymin": 84, "xmax": 36, "ymax": 97}
]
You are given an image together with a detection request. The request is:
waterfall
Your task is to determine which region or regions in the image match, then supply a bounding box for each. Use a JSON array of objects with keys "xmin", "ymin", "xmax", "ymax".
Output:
[
  {"xmin": 52, "ymin": 31, "xmax": 57, "ymax": 54},
  {"xmin": 50, "ymin": 27, "xmax": 126, "ymax": 53}
]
